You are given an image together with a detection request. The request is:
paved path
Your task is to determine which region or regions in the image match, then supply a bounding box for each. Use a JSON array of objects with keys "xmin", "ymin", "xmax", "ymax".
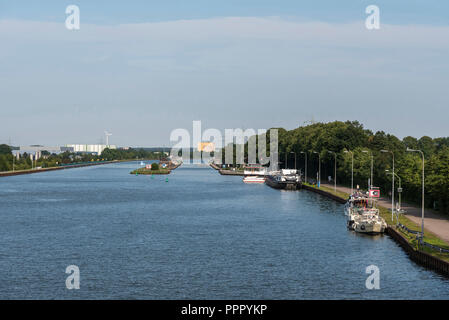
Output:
[{"xmin": 321, "ymin": 183, "xmax": 449, "ymax": 244}]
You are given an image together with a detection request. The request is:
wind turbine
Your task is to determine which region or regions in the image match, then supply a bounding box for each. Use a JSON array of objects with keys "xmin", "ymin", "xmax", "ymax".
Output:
[{"xmin": 104, "ymin": 131, "xmax": 112, "ymax": 146}]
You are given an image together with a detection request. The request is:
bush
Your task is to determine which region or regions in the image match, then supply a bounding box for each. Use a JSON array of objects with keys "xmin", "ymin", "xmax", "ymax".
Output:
[{"xmin": 151, "ymin": 163, "xmax": 159, "ymax": 170}]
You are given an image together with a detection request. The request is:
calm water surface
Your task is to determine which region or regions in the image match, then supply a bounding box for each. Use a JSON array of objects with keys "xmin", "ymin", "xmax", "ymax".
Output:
[{"xmin": 0, "ymin": 162, "xmax": 448, "ymax": 299}]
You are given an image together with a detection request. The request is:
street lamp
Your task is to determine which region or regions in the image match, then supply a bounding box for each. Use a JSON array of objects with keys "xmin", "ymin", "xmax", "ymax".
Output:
[
  {"xmin": 285, "ymin": 152, "xmax": 288, "ymax": 169},
  {"xmin": 313, "ymin": 151, "xmax": 321, "ymax": 187},
  {"xmin": 300, "ymin": 151, "xmax": 307, "ymax": 184},
  {"xmin": 362, "ymin": 150, "xmax": 373, "ymax": 189},
  {"xmin": 407, "ymin": 148, "xmax": 425, "ymax": 241},
  {"xmin": 328, "ymin": 151, "xmax": 336, "ymax": 193},
  {"xmin": 386, "ymin": 170, "xmax": 402, "ymax": 213},
  {"xmin": 344, "ymin": 150, "xmax": 354, "ymax": 194},
  {"xmin": 290, "ymin": 152, "xmax": 297, "ymax": 170},
  {"xmin": 381, "ymin": 149, "xmax": 395, "ymax": 222}
]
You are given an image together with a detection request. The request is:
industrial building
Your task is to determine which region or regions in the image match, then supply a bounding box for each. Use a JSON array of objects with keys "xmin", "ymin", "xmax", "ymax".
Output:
[{"xmin": 64, "ymin": 144, "xmax": 116, "ymax": 155}]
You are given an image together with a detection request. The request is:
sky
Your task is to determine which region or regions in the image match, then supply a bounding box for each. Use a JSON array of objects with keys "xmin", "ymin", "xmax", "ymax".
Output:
[{"xmin": 0, "ymin": 1, "xmax": 448, "ymax": 147}]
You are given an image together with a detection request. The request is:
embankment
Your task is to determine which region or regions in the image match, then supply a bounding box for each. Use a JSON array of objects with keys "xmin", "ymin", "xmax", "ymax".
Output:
[
  {"xmin": 0, "ymin": 160, "xmax": 126, "ymax": 178},
  {"xmin": 209, "ymin": 163, "xmax": 244, "ymax": 176},
  {"xmin": 302, "ymin": 184, "xmax": 346, "ymax": 204},
  {"xmin": 303, "ymin": 184, "xmax": 449, "ymax": 277}
]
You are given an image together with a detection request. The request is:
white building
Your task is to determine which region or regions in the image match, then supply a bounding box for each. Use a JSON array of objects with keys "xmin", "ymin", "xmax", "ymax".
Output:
[{"xmin": 64, "ymin": 144, "xmax": 116, "ymax": 155}]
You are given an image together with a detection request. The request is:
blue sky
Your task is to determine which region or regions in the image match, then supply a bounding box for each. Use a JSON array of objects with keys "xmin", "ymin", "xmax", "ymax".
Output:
[
  {"xmin": 1, "ymin": 1, "xmax": 448, "ymax": 25},
  {"xmin": 0, "ymin": 1, "xmax": 448, "ymax": 146}
]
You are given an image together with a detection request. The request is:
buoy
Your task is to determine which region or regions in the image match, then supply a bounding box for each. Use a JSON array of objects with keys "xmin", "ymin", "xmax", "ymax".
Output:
[
  {"xmin": 165, "ymin": 177, "xmax": 168, "ymax": 182},
  {"xmin": 151, "ymin": 174, "xmax": 154, "ymax": 179}
]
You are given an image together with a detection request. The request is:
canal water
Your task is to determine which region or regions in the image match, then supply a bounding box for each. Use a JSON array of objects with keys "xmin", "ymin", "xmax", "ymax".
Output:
[{"xmin": 0, "ymin": 162, "xmax": 448, "ymax": 299}]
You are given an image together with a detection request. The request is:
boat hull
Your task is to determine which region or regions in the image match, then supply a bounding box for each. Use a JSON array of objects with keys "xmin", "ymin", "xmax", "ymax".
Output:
[
  {"xmin": 243, "ymin": 176, "xmax": 266, "ymax": 183},
  {"xmin": 265, "ymin": 175, "xmax": 300, "ymax": 190}
]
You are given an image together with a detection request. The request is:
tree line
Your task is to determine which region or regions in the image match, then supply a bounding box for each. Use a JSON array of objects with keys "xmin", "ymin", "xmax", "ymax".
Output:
[
  {"xmin": 223, "ymin": 121, "xmax": 449, "ymax": 214},
  {"xmin": 0, "ymin": 146, "xmax": 161, "ymax": 172}
]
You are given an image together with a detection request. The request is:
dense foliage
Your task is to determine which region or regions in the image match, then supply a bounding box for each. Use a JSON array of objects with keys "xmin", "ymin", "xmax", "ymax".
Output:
[
  {"xmin": 226, "ymin": 121, "xmax": 449, "ymax": 213},
  {"xmin": 0, "ymin": 146, "xmax": 160, "ymax": 172}
]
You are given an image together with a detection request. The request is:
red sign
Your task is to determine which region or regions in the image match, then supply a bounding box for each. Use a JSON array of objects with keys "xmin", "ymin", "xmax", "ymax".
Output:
[{"xmin": 369, "ymin": 189, "xmax": 380, "ymax": 198}]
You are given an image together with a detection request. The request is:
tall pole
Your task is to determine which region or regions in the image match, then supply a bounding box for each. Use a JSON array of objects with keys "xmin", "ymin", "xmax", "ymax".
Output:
[
  {"xmin": 407, "ymin": 148, "xmax": 425, "ymax": 240},
  {"xmin": 300, "ymin": 152, "xmax": 307, "ymax": 184},
  {"xmin": 382, "ymin": 150, "xmax": 395, "ymax": 222},
  {"xmin": 291, "ymin": 152, "xmax": 296, "ymax": 170},
  {"xmin": 344, "ymin": 150, "xmax": 354, "ymax": 194},
  {"xmin": 397, "ymin": 174, "xmax": 401, "ymax": 211},
  {"xmin": 285, "ymin": 152, "xmax": 288, "ymax": 169},
  {"xmin": 328, "ymin": 151, "xmax": 336, "ymax": 193},
  {"xmin": 313, "ymin": 151, "xmax": 321, "ymax": 187},
  {"xmin": 362, "ymin": 150, "xmax": 373, "ymax": 189},
  {"xmin": 386, "ymin": 171, "xmax": 401, "ymax": 213}
]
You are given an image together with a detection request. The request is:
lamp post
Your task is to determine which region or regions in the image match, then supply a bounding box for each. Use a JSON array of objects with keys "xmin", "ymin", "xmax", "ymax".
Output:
[
  {"xmin": 381, "ymin": 149, "xmax": 395, "ymax": 222},
  {"xmin": 407, "ymin": 148, "xmax": 425, "ymax": 240},
  {"xmin": 362, "ymin": 150, "xmax": 373, "ymax": 189},
  {"xmin": 386, "ymin": 170, "xmax": 402, "ymax": 212},
  {"xmin": 285, "ymin": 152, "xmax": 288, "ymax": 169},
  {"xmin": 313, "ymin": 151, "xmax": 321, "ymax": 187},
  {"xmin": 328, "ymin": 151, "xmax": 336, "ymax": 193},
  {"xmin": 300, "ymin": 151, "xmax": 307, "ymax": 184},
  {"xmin": 290, "ymin": 152, "xmax": 297, "ymax": 170},
  {"xmin": 344, "ymin": 150, "xmax": 354, "ymax": 194}
]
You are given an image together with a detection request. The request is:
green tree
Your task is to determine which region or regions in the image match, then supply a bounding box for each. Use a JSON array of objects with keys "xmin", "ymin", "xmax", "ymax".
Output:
[
  {"xmin": 0, "ymin": 144, "xmax": 12, "ymax": 155},
  {"xmin": 151, "ymin": 163, "xmax": 159, "ymax": 170}
]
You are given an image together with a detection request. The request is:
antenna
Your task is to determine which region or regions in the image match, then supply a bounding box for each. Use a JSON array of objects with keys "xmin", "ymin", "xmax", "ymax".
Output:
[{"xmin": 104, "ymin": 131, "xmax": 112, "ymax": 146}]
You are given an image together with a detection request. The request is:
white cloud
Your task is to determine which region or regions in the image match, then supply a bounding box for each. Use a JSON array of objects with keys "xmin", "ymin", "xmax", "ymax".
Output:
[{"xmin": 0, "ymin": 17, "xmax": 448, "ymax": 145}]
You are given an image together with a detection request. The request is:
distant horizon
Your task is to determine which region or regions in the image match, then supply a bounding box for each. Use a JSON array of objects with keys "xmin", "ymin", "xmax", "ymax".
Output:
[{"xmin": 4, "ymin": 119, "xmax": 448, "ymax": 149}]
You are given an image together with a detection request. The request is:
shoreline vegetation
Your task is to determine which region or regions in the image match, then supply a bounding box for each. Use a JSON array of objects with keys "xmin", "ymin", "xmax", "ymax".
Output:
[
  {"xmin": 0, "ymin": 145, "xmax": 164, "ymax": 173},
  {"xmin": 217, "ymin": 120, "xmax": 449, "ymax": 214},
  {"xmin": 0, "ymin": 160, "xmax": 124, "ymax": 177},
  {"xmin": 131, "ymin": 168, "xmax": 171, "ymax": 175},
  {"xmin": 130, "ymin": 160, "xmax": 182, "ymax": 175}
]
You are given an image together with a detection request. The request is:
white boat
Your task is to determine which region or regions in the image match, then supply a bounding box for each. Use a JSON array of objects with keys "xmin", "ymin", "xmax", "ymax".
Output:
[
  {"xmin": 243, "ymin": 176, "xmax": 266, "ymax": 183},
  {"xmin": 345, "ymin": 192, "xmax": 387, "ymax": 234},
  {"xmin": 243, "ymin": 165, "xmax": 268, "ymax": 176}
]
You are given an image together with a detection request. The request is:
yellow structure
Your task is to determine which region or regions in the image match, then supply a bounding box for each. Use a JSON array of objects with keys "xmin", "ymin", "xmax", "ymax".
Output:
[{"xmin": 198, "ymin": 142, "xmax": 215, "ymax": 152}]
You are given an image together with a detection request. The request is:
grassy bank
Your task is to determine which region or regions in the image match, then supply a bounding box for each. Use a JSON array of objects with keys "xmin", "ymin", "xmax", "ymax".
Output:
[
  {"xmin": 130, "ymin": 168, "xmax": 170, "ymax": 175},
  {"xmin": 303, "ymin": 183, "xmax": 449, "ymax": 262}
]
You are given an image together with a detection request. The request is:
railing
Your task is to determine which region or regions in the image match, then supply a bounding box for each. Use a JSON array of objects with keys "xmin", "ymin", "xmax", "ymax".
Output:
[
  {"xmin": 419, "ymin": 240, "xmax": 449, "ymax": 254},
  {"xmin": 397, "ymin": 223, "xmax": 421, "ymax": 236},
  {"xmin": 397, "ymin": 223, "xmax": 449, "ymax": 254}
]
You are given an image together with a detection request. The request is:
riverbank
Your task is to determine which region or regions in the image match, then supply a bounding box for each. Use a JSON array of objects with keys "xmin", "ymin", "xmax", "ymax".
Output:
[
  {"xmin": 131, "ymin": 168, "xmax": 171, "ymax": 175},
  {"xmin": 209, "ymin": 163, "xmax": 245, "ymax": 176},
  {"xmin": 303, "ymin": 182, "xmax": 449, "ymax": 277},
  {"xmin": 130, "ymin": 160, "xmax": 182, "ymax": 175},
  {"xmin": 0, "ymin": 160, "xmax": 124, "ymax": 177}
]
